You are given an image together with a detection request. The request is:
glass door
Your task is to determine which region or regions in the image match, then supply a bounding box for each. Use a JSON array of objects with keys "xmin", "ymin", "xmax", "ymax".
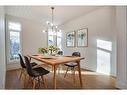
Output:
[{"xmin": 6, "ymin": 21, "xmax": 22, "ymax": 64}]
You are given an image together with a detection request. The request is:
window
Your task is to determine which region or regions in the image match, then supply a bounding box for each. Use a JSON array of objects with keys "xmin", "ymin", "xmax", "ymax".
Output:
[
  {"xmin": 96, "ymin": 39, "xmax": 112, "ymax": 75},
  {"xmin": 97, "ymin": 39, "xmax": 112, "ymax": 51},
  {"xmin": 8, "ymin": 22, "xmax": 21, "ymax": 61},
  {"xmin": 56, "ymin": 31, "xmax": 62, "ymax": 49},
  {"xmin": 48, "ymin": 30, "xmax": 56, "ymax": 46},
  {"xmin": 48, "ymin": 31, "xmax": 62, "ymax": 50}
]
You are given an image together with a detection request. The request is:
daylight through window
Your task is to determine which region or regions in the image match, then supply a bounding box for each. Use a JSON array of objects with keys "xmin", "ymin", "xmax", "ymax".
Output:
[{"xmin": 8, "ymin": 22, "xmax": 21, "ymax": 61}]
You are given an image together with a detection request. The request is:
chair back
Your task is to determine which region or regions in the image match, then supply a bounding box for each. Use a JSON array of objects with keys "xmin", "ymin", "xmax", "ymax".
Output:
[
  {"xmin": 18, "ymin": 54, "xmax": 26, "ymax": 68},
  {"xmin": 72, "ymin": 52, "xmax": 80, "ymax": 57},
  {"xmin": 57, "ymin": 51, "xmax": 63, "ymax": 55},
  {"xmin": 24, "ymin": 56, "xmax": 34, "ymax": 77}
]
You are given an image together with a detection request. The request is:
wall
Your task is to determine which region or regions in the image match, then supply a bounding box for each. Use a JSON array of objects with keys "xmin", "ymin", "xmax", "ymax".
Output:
[
  {"xmin": 116, "ymin": 6, "xmax": 127, "ymax": 89},
  {"xmin": 0, "ymin": 6, "xmax": 6, "ymax": 89},
  {"xmin": 6, "ymin": 15, "xmax": 47, "ymax": 70},
  {"xmin": 61, "ymin": 7, "xmax": 116, "ymax": 76}
]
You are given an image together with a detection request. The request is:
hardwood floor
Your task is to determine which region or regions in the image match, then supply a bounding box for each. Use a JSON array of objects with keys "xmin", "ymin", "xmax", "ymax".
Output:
[{"xmin": 5, "ymin": 66, "xmax": 116, "ymax": 89}]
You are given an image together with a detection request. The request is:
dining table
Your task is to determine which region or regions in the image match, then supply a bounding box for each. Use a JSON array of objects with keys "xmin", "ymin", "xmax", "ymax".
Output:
[{"xmin": 28, "ymin": 54, "xmax": 84, "ymax": 89}]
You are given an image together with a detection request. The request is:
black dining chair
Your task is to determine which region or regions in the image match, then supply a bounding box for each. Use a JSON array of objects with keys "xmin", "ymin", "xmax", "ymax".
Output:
[
  {"xmin": 57, "ymin": 51, "xmax": 64, "ymax": 73},
  {"xmin": 18, "ymin": 54, "xmax": 37, "ymax": 80},
  {"xmin": 57, "ymin": 51, "xmax": 63, "ymax": 55},
  {"xmin": 24, "ymin": 56, "xmax": 50, "ymax": 89},
  {"xmin": 64, "ymin": 52, "xmax": 81, "ymax": 83}
]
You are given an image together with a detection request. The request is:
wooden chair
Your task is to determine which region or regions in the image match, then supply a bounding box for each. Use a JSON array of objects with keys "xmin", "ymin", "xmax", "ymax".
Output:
[
  {"xmin": 24, "ymin": 56, "xmax": 50, "ymax": 89},
  {"xmin": 18, "ymin": 54, "xmax": 37, "ymax": 80},
  {"xmin": 64, "ymin": 52, "xmax": 80, "ymax": 83}
]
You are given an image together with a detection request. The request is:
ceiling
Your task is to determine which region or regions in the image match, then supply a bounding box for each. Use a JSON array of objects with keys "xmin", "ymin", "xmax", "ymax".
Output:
[{"xmin": 5, "ymin": 6, "xmax": 102, "ymax": 26}]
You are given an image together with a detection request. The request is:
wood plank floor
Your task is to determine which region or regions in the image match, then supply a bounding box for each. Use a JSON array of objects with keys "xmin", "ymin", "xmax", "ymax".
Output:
[{"xmin": 5, "ymin": 67, "xmax": 116, "ymax": 89}]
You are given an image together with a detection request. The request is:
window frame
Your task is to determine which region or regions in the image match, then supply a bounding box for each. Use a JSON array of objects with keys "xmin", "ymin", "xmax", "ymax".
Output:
[
  {"xmin": 6, "ymin": 20, "xmax": 22, "ymax": 64},
  {"xmin": 47, "ymin": 31, "xmax": 62, "ymax": 50},
  {"xmin": 48, "ymin": 33, "xmax": 57, "ymax": 46}
]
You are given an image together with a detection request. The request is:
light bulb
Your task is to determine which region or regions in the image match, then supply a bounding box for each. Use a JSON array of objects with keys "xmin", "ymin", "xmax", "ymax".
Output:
[
  {"xmin": 46, "ymin": 21, "xmax": 49, "ymax": 24},
  {"xmin": 43, "ymin": 30, "xmax": 45, "ymax": 33},
  {"xmin": 59, "ymin": 30, "xmax": 61, "ymax": 32},
  {"xmin": 51, "ymin": 23, "xmax": 53, "ymax": 26}
]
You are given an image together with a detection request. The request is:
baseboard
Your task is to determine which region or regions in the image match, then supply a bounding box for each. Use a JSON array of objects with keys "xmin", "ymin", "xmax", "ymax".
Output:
[
  {"xmin": 82, "ymin": 67, "xmax": 116, "ymax": 77},
  {"xmin": 116, "ymin": 80, "xmax": 127, "ymax": 89},
  {"xmin": 7, "ymin": 63, "xmax": 21, "ymax": 71}
]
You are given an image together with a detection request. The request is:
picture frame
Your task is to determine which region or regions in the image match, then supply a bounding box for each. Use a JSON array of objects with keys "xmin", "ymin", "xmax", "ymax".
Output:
[
  {"xmin": 76, "ymin": 28, "xmax": 88, "ymax": 47},
  {"xmin": 66, "ymin": 31, "xmax": 76, "ymax": 47}
]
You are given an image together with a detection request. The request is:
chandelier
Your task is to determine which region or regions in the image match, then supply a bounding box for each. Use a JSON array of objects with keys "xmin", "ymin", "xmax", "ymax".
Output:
[{"xmin": 43, "ymin": 7, "xmax": 61, "ymax": 35}]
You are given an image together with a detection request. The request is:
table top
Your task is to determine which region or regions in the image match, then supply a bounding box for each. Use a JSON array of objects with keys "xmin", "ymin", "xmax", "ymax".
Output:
[{"xmin": 29, "ymin": 54, "xmax": 84, "ymax": 65}]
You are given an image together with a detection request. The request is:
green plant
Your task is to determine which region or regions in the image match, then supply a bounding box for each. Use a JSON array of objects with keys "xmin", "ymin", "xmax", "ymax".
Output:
[
  {"xmin": 48, "ymin": 45, "xmax": 60, "ymax": 55},
  {"xmin": 38, "ymin": 47, "xmax": 48, "ymax": 54},
  {"xmin": 38, "ymin": 45, "xmax": 59, "ymax": 55}
]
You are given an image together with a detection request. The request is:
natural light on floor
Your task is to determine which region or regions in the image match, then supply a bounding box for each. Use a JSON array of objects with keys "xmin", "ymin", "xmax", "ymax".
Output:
[{"xmin": 97, "ymin": 39, "xmax": 112, "ymax": 75}]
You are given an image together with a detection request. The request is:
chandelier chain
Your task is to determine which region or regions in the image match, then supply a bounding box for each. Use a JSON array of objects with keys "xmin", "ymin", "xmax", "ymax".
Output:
[{"xmin": 51, "ymin": 7, "xmax": 54, "ymax": 25}]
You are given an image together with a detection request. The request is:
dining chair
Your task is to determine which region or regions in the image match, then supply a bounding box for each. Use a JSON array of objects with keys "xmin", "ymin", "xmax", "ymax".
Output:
[
  {"xmin": 24, "ymin": 56, "xmax": 50, "ymax": 89},
  {"xmin": 57, "ymin": 51, "xmax": 63, "ymax": 55},
  {"xmin": 64, "ymin": 52, "xmax": 81, "ymax": 83},
  {"xmin": 18, "ymin": 54, "xmax": 37, "ymax": 80},
  {"xmin": 57, "ymin": 51, "xmax": 64, "ymax": 74}
]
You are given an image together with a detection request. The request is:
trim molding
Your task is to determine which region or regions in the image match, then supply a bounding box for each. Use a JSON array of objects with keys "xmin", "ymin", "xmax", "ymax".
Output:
[
  {"xmin": 116, "ymin": 80, "xmax": 127, "ymax": 89},
  {"xmin": 7, "ymin": 63, "xmax": 21, "ymax": 71}
]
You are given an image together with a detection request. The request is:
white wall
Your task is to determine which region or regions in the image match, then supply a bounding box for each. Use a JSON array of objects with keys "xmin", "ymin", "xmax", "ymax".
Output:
[
  {"xmin": 61, "ymin": 7, "xmax": 116, "ymax": 76},
  {"xmin": 0, "ymin": 6, "xmax": 6, "ymax": 89},
  {"xmin": 116, "ymin": 6, "xmax": 127, "ymax": 89},
  {"xmin": 6, "ymin": 15, "xmax": 47, "ymax": 70}
]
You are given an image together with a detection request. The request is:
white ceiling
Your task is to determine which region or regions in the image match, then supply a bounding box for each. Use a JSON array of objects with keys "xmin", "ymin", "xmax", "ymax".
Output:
[{"xmin": 5, "ymin": 6, "xmax": 102, "ymax": 26}]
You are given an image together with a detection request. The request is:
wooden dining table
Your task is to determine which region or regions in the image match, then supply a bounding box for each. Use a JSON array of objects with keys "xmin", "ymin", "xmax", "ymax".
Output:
[{"xmin": 28, "ymin": 54, "xmax": 84, "ymax": 89}]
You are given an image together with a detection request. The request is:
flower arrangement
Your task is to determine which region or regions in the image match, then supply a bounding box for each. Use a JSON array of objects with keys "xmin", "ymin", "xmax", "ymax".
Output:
[{"xmin": 38, "ymin": 45, "xmax": 59, "ymax": 55}]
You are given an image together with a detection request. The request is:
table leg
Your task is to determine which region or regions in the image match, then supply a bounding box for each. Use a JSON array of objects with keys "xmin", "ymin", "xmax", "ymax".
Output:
[
  {"xmin": 53, "ymin": 65, "xmax": 57, "ymax": 89},
  {"xmin": 77, "ymin": 61, "xmax": 83, "ymax": 87}
]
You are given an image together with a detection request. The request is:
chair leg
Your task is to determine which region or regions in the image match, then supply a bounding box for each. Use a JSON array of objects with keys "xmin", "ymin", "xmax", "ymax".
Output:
[
  {"xmin": 44, "ymin": 76, "xmax": 48, "ymax": 88},
  {"xmin": 19, "ymin": 69, "xmax": 23, "ymax": 80},
  {"xmin": 64, "ymin": 66, "xmax": 69, "ymax": 78},
  {"xmin": 41, "ymin": 76, "xmax": 44, "ymax": 87},
  {"xmin": 41, "ymin": 76, "xmax": 47, "ymax": 88},
  {"xmin": 23, "ymin": 74, "xmax": 27, "ymax": 88},
  {"xmin": 25, "ymin": 75, "xmax": 31, "ymax": 88},
  {"xmin": 37, "ymin": 77, "xmax": 40, "ymax": 88},
  {"xmin": 32, "ymin": 78, "xmax": 36, "ymax": 89},
  {"xmin": 73, "ymin": 67, "xmax": 76, "ymax": 84}
]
